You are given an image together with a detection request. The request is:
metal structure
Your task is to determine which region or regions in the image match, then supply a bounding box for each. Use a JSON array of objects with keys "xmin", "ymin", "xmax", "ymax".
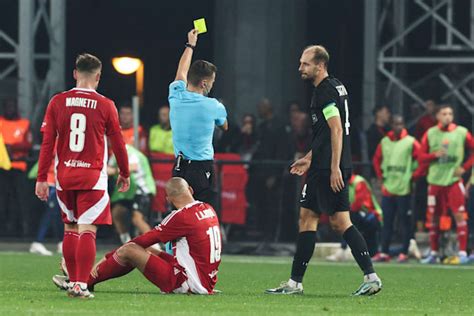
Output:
[
  {"xmin": 363, "ymin": 0, "xmax": 474, "ymax": 129},
  {"xmin": 0, "ymin": 0, "xmax": 65, "ymax": 132}
]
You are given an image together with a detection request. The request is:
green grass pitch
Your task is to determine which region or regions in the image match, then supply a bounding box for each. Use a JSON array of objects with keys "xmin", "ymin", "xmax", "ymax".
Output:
[{"xmin": 1, "ymin": 253, "xmax": 473, "ymax": 315}]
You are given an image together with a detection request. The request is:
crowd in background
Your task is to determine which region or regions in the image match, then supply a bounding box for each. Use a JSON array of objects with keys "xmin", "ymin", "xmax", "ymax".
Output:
[{"xmin": 0, "ymin": 96, "xmax": 473, "ymax": 262}]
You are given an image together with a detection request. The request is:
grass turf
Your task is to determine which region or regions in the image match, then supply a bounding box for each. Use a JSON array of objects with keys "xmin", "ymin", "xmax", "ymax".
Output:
[{"xmin": 0, "ymin": 253, "xmax": 473, "ymax": 315}]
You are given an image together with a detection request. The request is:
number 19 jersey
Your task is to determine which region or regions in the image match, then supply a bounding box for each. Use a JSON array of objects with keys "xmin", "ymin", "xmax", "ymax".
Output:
[
  {"xmin": 155, "ymin": 201, "xmax": 221, "ymax": 294},
  {"xmin": 40, "ymin": 88, "xmax": 122, "ymax": 190}
]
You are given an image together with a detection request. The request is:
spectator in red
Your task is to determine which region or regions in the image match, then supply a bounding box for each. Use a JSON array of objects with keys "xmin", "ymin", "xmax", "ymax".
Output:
[
  {"xmin": 414, "ymin": 100, "xmax": 437, "ymax": 140},
  {"xmin": 326, "ymin": 173, "xmax": 382, "ymax": 261}
]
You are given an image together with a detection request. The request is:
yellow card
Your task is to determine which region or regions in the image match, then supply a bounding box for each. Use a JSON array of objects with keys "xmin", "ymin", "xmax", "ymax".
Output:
[{"xmin": 193, "ymin": 18, "xmax": 207, "ymax": 34}]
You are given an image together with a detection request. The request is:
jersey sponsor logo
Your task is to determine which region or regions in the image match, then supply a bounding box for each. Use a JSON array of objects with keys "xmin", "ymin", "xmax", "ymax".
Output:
[
  {"xmin": 64, "ymin": 159, "xmax": 92, "ymax": 168},
  {"xmin": 66, "ymin": 97, "xmax": 98, "ymax": 109},
  {"xmin": 335, "ymin": 85, "xmax": 348, "ymax": 96},
  {"xmin": 196, "ymin": 208, "xmax": 216, "ymax": 221}
]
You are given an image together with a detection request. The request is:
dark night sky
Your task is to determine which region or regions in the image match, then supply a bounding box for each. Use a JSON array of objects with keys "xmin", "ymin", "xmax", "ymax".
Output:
[
  {"xmin": 65, "ymin": 0, "xmax": 365, "ymax": 127},
  {"xmin": 6, "ymin": 1, "xmax": 469, "ymax": 128}
]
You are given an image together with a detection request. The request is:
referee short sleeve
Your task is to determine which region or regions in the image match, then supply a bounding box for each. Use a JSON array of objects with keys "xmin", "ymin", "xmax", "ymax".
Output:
[
  {"xmin": 168, "ymin": 80, "xmax": 186, "ymax": 101},
  {"xmin": 214, "ymin": 101, "xmax": 227, "ymax": 126}
]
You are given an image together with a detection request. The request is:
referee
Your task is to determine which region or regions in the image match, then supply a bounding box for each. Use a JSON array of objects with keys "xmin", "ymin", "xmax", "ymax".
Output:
[
  {"xmin": 168, "ymin": 29, "xmax": 228, "ymax": 207},
  {"xmin": 266, "ymin": 45, "xmax": 382, "ymax": 296}
]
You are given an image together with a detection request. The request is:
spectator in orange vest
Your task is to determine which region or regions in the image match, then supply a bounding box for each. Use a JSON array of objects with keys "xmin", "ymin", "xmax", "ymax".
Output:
[
  {"xmin": 119, "ymin": 102, "xmax": 147, "ymax": 153},
  {"xmin": 0, "ymin": 99, "xmax": 33, "ymax": 236}
]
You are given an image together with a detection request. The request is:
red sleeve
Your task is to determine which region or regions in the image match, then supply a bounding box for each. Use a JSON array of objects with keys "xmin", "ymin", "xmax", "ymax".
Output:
[
  {"xmin": 412, "ymin": 139, "xmax": 421, "ymax": 160},
  {"xmin": 351, "ymin": 182, "xmax": 370, "ymax": 212},
  {"xmin": 372, "ymin": 143, "xmax": 383, "ymax": 179},
  {"xmin": 37, "ymin": 99, "xmax": 57, "ymax": 182},
  {"xmin": 418, "ymin": 132, "xmax": 437, "ymax": 163},
  {"xmin": 462, "ymin": 131, "xmax": 474, "ymax": 170},
  {"xmin": 410, "ymin": 139, "xmax": 425, "ymax": 180},
  {"xmin": 106, "ymin": 101, "xmax": 130, "ymax": 178}
]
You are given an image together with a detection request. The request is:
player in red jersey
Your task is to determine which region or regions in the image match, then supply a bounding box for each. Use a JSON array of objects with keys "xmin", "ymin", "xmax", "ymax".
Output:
[
  {"xmin": 53, "ymin": 177, "xmax": 222, "ymax": 294},
  {"xmin": 36, "ymin": 53, "xmax": 130, "ymax": 298}
]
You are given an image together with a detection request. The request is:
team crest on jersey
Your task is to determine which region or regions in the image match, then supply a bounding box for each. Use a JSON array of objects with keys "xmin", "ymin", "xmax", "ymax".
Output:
[{"xmin": 336, "ymin": 85, "xmax": 348, "ymax": 96}]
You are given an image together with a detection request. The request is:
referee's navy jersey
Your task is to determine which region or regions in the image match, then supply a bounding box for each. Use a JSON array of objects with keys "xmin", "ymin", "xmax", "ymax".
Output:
[
  {"xmin": 309, "ymin": 76, "xmax": 352, "ymax": 170},
  {"xmin": 168, "ymin": 80, "xmax": 227, "ymax": 161}
]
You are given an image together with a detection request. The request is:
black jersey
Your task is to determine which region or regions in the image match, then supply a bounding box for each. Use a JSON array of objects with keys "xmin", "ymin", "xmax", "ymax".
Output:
[{"xmin": 309, "ymin": 76, "xmax": 352, "ymax": 170}]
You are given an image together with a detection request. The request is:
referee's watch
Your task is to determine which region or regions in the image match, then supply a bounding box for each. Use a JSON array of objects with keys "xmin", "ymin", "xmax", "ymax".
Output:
[{"xmin": 185, "ymin": 43, "xmax": 195, "ymax": 49}]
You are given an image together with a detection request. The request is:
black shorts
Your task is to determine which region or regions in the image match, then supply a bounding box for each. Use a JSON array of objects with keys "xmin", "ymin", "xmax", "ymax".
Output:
[
  {"xmin": 115, "ymin": 194, "xmax": 151, "ymax": 217},
  {"xmin": 172, "ymin": 158, "xmax": 216, "ymax": 207},
  {"xmin": 299, "ymin": 169, "xmax": 351, "ymax": 215}
]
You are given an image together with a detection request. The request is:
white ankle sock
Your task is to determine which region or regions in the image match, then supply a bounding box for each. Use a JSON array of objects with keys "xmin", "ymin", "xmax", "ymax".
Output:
[
  {"xmin": 364, "ymin": 273, "xmax": 379, "ymax": 282},
  {"xmin": 288, "ymin": 278, "xmax": 302, "ymax": 288},
  {"xmin": 120, "ymin": 233, "xmax": 131, "ymax": 244},
  {"xmin": 459, "ymin": 251, "xmax": 467, "ymax": 257}
]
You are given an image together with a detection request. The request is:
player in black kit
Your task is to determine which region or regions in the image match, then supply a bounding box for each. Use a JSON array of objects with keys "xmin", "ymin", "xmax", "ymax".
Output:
[{"xmin": 265, "ymin": 45, "xmax": 382, "ymax": 296}]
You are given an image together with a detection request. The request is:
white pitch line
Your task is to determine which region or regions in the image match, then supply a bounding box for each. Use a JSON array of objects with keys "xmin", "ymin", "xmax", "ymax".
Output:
[{"xmin": 222, "ymin": 255, "xmax": 474, "ymax": 270}]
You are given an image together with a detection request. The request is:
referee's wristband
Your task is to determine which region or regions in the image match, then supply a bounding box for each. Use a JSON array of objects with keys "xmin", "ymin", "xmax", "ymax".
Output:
[{"xmin": 185, "ymin": 43, "xmax": 195, "ymax": 49}]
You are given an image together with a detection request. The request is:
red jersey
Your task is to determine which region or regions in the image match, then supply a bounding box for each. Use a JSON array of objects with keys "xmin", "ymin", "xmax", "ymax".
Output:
[
  {"xmin": 38, "ymin": 88, "xmax": 129, "ymax": 190},
  {"xmin": 132, "ymin": 201, "xmax": 221, "ymax": 294}
]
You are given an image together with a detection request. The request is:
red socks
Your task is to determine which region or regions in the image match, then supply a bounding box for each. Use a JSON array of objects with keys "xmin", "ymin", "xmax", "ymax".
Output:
[
  {"xmin": 457, "ymin": 221, "xmax": 468, "ymax": 252},
  {"xmin": 429, "ymin": 225, "xmax": 440, "ymax": 252},
  {"xmin": 88, "ymin": 251, "xmax": 133, "ymax": 287},
  {"xmin": 75, "ymin": 230, "xmax": 97, "ymax": 284},
  {"xmin": 63, "ymin": 231, "xmax": 79, "ymax": 282}
]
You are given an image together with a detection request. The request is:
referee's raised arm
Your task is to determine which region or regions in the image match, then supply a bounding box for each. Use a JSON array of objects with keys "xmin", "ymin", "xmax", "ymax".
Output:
[
  {"xmin": 175, "ymin": 29, "xmax": 198, "ymax": 82},
  {"xmin": 167, "ymin": 30, "xmax": 228, "ymax": 207}
]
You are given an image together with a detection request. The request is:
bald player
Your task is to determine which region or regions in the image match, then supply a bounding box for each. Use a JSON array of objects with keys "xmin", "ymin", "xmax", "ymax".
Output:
[{"xmin": 53, "ymin": 177, "xmax": 222, "ymax": 295}]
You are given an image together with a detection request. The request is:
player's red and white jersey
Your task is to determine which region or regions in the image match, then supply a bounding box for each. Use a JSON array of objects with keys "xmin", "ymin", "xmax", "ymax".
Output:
[
  {"xmin": 155, "ymin": 201, "xmax": 221, "ymax": 294},
  {"xmin": 40, "ymin": 88, "xmax": 122, "ymax": 190}
]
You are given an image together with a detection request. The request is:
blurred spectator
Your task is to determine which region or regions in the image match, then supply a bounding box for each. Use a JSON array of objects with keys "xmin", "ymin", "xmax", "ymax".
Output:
[
  {"xmin": 280, "ymin": 110, "xmax": 312, "ymax": 241},
  {"xmin": 234, "ymin": 114, "xmax": 259, "ymax": 161},
  {"xmin": 27, "ymin": 158, "xmax": 63, "ymax": 255},
  {"xmin": 419, "ymin": 105, "xmax": 474, "ymax": 264},
  {"xmin": 108, "ymin": 144, "xmax": 157, "ymax": 244},
  {"xmin": 467, "ymin": 171, "xmax": 474, "ymax": 259},
  {"xmin": 119, "ymin": 102, "xmax": 147, "ymax": 152},
  {"xmin": 0, "ymin": 99, "xmax": 32, "ymax": 236},
  {"xmin": 288, "ymin": 111, "xmax": 311, "ymax": 160},
  {"xmin": 372, "ymin": 115, "xmax": 421, "ymax": 263},
  {"xmin": 366, "ymin": 105, "xmax": 391, "ymax": 160},
  {"xmin": 250, "ymin": 98, "xmax": 290, "ymax": 248},
  {"xmin": 149, "ymin": 105, "xmax": 174, "ymax": 154},
  {"xmin": 326, "ymin": 173, "xmax": 382, "ymax": 261},
  {"xmin": 414, "ymin": 100, "xmax": 437, "ymax": 140}
]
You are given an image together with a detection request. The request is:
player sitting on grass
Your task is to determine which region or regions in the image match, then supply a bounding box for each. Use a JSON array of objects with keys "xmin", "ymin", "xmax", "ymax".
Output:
[{"xmin": 53, "ymin": 177, "xmax": 222, "ymax": 295}]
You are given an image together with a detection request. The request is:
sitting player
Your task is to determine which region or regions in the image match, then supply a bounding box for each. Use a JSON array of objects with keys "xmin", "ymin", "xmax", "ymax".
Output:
[
  {"xmin": 53, "ymin": 177, "xmax": 221, "ymax": 295},
  {"xmin": 327, "ymin": 173, "xmax": 382, "ymax": 261}
]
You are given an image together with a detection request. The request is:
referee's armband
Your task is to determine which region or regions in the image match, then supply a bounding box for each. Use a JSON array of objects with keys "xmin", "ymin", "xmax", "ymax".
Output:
[{"xmin": 322, "ymin": 103, "xmax": 340, "ymax": 120}]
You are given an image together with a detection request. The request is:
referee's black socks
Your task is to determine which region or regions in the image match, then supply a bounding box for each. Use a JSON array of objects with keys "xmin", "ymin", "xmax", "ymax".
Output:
[
  {"xmin": 343, "ymin": 225, "xmax": 375, "ymax": 275},
  {"xmin": 290, "ymin": 231, "xmax": 316, "ymax": 283}
]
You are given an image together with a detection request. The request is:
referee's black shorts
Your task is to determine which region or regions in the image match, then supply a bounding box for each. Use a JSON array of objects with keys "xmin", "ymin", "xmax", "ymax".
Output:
[
  {"xmin": 299, "ymin": 168, "xmax": 352, "ymax": 215},
  {"xmin": 172, "ymin": 159, "xmax": 216, "ymax": 207}
]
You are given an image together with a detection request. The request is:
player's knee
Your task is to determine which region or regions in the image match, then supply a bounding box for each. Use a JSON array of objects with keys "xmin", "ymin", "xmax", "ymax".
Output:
[
  {"xmin": 329, "ymin": 218, "xmax": 350, "ymax": 235},
  {"xmin": 132, "ymin": 211, "xmax": 144, "ymax": 224},
  {"xmin": 116, "ymin": 242, "xmax": 139, "ymax": 262},
  {"xmin": 298, "ymin": 210, "xmax": 318, "ymax": 231}
]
